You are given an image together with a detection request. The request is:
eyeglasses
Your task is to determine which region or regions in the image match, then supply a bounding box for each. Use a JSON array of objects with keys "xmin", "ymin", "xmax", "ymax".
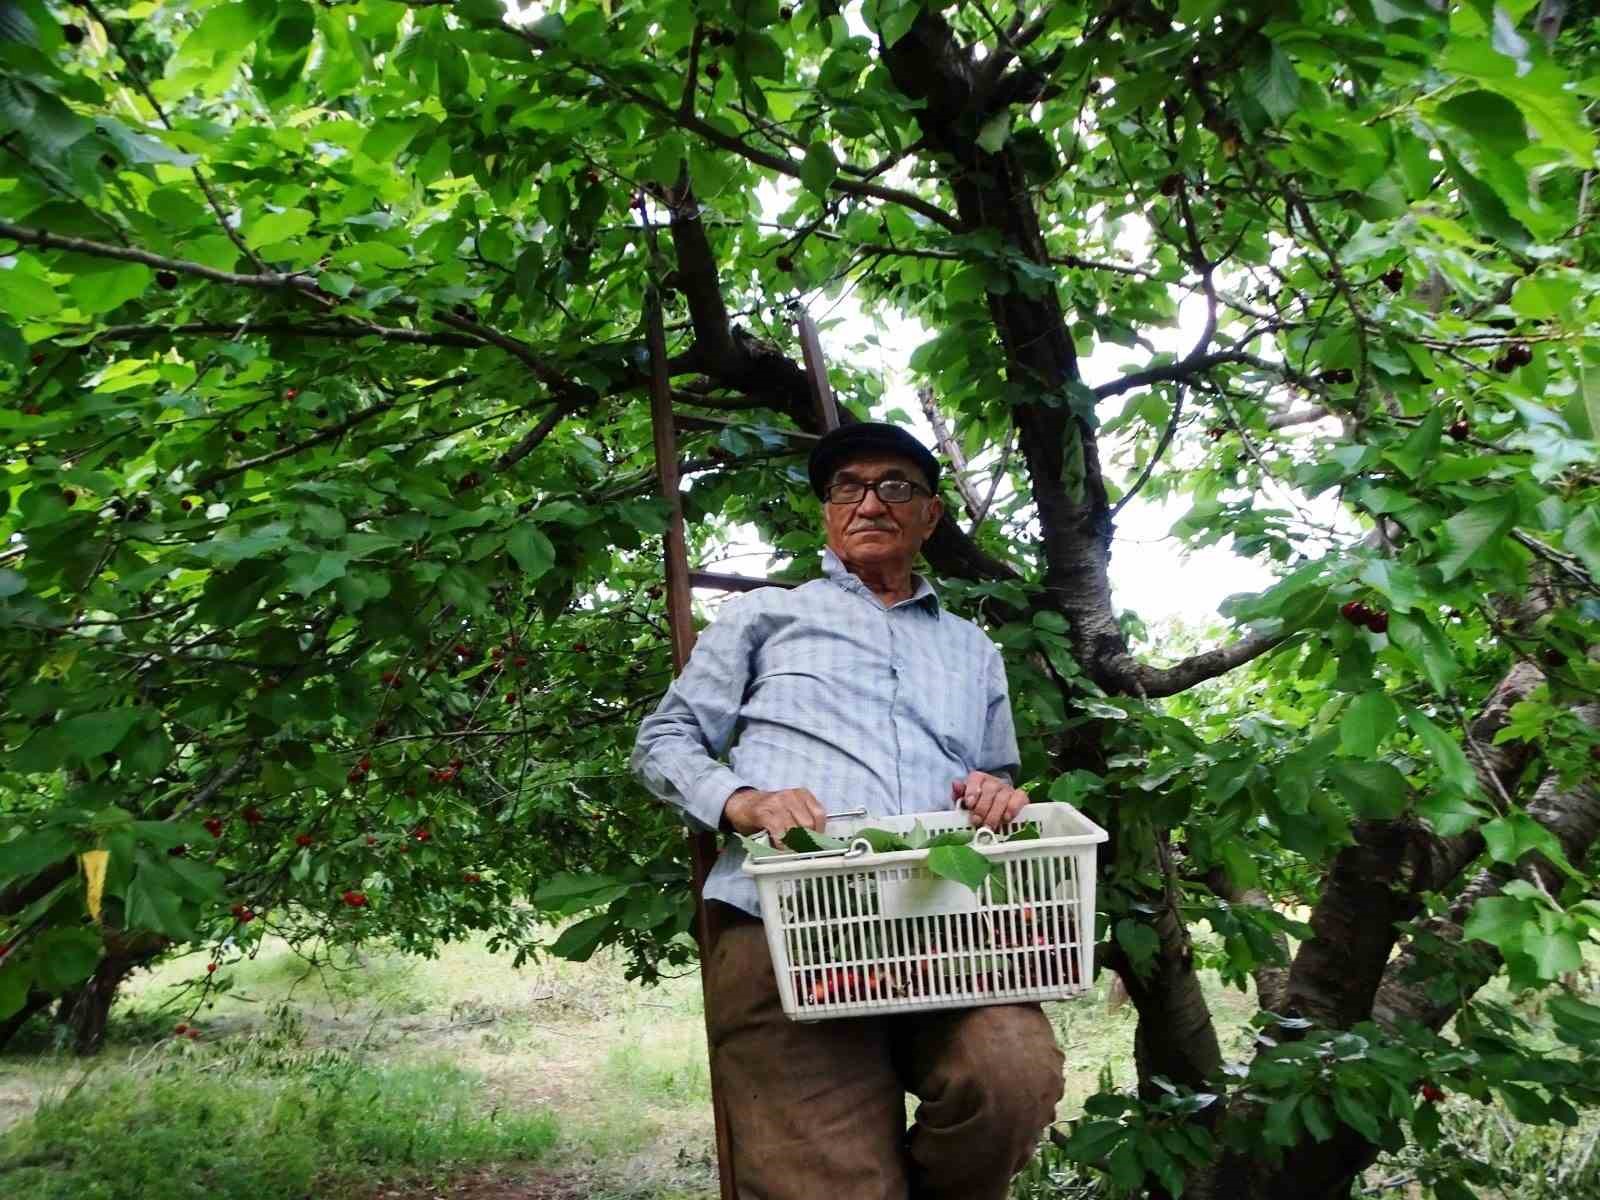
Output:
[{"xmin": 823, "ymin": 479, "xmax": 929, "ymax": 505}]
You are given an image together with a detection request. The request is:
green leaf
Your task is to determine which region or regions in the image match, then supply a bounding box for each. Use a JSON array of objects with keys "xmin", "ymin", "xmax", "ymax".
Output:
[
  {"xmin": 1114, "ymin": 918, "xmax": 1160, "ymax": 973},
  {"xmin": 0, "ymin": 959, "xmax": 31, "ymax": 1020},
  {"xmin": 33, "ymin": 927, "xmax": 102, "ymax": 991},
  {"xmin": 1331, "ymin": 1087, "xmax": 1382, "ymax": 1143},
  {"xmin": 1387, "ymin": 612, "xmax": 1459, "ymax": 695},
  {"xmin": 1434, "ymin": 496, "xmax": 1519, "ymax": 581},
  {"xmin": 68, "ymin": 263, "xmax": 152, "ymax": 315},
  {"xmin": 0, "ymin": 829, "xmax": 75, "ymax": 882},
  {"xmin": 1060, "ymin": 1118, "xmax": 1128, "ymax": 1163},
  {"xmin": 1434, "ymin": 90, "xmax": 1526, "ymax": 158},
  {"xmin": 1339, "ymin": 692, "xmax": 1399, "ymax": 757},
  {"xmin": 124, "ymin": 871, "xmax": 198, "ymax": 940},
  {"xmin": 1439, "ymin": 147, "xmax": 1529, "ymax": 250},
  {"xmin": 925, "ymin": 843, "xmax": 991, "ymax": 892},
  {"xmin": 58, "ymin": 710, "xmax": 143, "ymax": 760},
  {"xmin": 799, "ymin": 141, "xmax": 837, "ymax": 198},
  {"xmin": 245, "ymin": 208, "xmax": 314, "ymax": 250},
  {"xmin": 736, "ymin": 32, "xmax": 786, "ymax": 80},
  {"xmin": 781, "ymin": 827, "xmax": 848, "ymax": 853},
  {"xmin": 1328, "ymin": 759, "xmax": 1409, "ymax": 819},
  {"xmin": 1528, "ymin": 928, "xmax": 1583, "ymax": 980},
  {"xmin": 548, "ymin": 912, "xmax": 611, "ymax": 962},
  {"xmin": 976, "ymin": 112, "xmax": 1011, "ymax": 154},
  {"xmin": 1247, "ymin": 43, "xmax": 1302, "ymax": 123},
  {"xmin": 283, "ymin": 550, "xmax": 351, "ymax": 597},
  {"xmin": 1561, "ymin": 506, "xmax": 1600, "ymax": 580},
  {"xmin": 506, "ymin": 525, "xmax": 556, "ymax": 579},
  {"xmin": 1548, "ymin": 994, "xmax": 1600, "ymax": 1046},
  {"xmin": 1404, "ymin": 709, "xmax": 1478, "ymax": 795},
  {"xmin": 869, "ymin": 0, "xmax": 923, "ymax": 48},
  {"xmin": 1462, "ymin": 895, "xmax": 1527, "ymax": 951}
]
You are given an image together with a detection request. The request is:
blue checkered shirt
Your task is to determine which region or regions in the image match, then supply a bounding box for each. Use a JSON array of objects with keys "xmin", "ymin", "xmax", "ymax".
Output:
[{"xmin": 630, "ymin": 548, "xmax": 1021, "ymax": 917}]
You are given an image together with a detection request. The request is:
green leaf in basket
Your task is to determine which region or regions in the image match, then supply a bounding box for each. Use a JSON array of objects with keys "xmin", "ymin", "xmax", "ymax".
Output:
[
  {"xmin": 903, "ymin": 820, "xmax": 930, "ymax": 850},
  {"xmin": 1004, "ymin": 824, "xmax": 1042, "ymax": 842},
  {"xmin": 926, "ymin": 828, "xmax": 978, "ymax": 848},
  {"xmin": 781, "ymin": 826, "xmax": 849, "ymax": 853},
  {"xmin": 736, "ymin": 833, "xmax": 786, "ymax": 859},
  {"xmin": 926, "ymin": 843, "xmax": 992, "ymax": 892},
  {"xmin": 849, "ymin": 827, "xmax": 904, "ymax": 853}
]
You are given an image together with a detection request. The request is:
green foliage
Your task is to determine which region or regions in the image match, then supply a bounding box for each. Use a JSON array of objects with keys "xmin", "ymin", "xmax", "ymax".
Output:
[{"xmin": 0, "ymin": 0, "xmax": 1598, "ymax": 1189}]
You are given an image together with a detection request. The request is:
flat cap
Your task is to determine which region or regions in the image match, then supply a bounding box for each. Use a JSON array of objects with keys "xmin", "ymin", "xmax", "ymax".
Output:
[{"xmin": 806, "ymin": 421, "xmax": 941, "ymax": 498}]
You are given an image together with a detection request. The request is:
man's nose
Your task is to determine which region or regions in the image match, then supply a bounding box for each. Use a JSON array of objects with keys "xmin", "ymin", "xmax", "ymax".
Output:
[{"xmin": 856, "ymin": 486, "xmax": 888, "ymax": 515}]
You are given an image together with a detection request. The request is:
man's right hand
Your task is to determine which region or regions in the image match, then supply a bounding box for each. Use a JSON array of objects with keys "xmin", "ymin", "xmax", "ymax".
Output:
[{"xmin": 723, "ymin": 787, "xmax": 828, "ymax": 844}]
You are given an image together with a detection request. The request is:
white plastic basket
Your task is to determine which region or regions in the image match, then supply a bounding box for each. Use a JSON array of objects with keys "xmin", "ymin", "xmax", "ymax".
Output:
[{"xmin": 741, "ymin": 802, "xmax": 1106, "ymax": 1021}]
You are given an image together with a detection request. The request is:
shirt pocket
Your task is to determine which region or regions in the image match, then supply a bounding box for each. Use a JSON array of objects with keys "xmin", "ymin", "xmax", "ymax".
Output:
[{"xmin": 915, "ymin": 661, "xmax": 985, "ymax": 766}]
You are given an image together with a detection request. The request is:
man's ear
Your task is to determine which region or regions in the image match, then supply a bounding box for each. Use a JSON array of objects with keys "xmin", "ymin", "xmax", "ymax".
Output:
[{"xmin": 924, "ymin": 494, "xmax": 944, "ymax": 533}]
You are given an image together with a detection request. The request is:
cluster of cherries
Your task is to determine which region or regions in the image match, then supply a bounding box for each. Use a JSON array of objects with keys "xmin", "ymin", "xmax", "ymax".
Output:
[{"xmin": 1340, "ymin": 600, "xmax": 1390, "ymax": 634}]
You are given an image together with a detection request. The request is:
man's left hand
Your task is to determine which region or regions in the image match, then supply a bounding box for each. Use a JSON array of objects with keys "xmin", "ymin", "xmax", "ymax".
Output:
[{"xmin": 952, "ymin": 771, "xmax": 1028, "ymax": 830}]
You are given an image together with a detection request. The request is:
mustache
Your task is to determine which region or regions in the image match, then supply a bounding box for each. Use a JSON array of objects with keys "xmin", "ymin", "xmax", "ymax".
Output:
[{"xmin": 848, "ymin": 521, "xmax": 898, "ymax": 533}]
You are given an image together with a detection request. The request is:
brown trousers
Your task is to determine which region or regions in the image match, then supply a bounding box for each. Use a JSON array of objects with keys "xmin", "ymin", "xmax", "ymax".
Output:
[{"xmin": 704, "ymin": 905, "xmax": 1064, "ymax": 1200}]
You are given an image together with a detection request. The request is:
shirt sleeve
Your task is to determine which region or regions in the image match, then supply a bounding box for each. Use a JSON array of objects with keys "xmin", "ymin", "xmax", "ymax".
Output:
[
  {"xmin": 976, "ymin": 642, "xmax": 1022, "ymax": 784},
  {"xmin": 629, "ymin": 598, "xmax": 759, "ymax": 833}
]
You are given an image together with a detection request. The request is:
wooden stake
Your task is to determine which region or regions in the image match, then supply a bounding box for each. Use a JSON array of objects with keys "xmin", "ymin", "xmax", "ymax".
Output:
[
  {"xmin": 645, "ymin": 281, "xmax": 738, "ymax": 1200},
  {"xmin": 795, "ymin": 310, "xmax": 841, "ymax": 432}
]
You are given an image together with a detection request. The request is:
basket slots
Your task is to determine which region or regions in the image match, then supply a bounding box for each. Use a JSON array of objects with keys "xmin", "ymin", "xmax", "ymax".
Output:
[{"xmin": 760, "ymin": 821, "xmax": 1095, "ymax": 1019}]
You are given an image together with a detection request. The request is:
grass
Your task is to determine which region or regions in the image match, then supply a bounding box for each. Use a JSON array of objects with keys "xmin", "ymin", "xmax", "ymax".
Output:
[
  {"xmin": 2, "ymin": 931, "xmax": 1595, "ymax": 1199},
  {"xmin": 2, "ymin": 1058, "xmax": 558, "ymax": 1200}
]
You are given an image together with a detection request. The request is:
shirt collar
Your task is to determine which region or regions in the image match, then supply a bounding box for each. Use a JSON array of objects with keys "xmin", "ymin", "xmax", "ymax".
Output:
[{"xmin": 821, "ymin": 547, "xmax": 942, "ymax": 614}]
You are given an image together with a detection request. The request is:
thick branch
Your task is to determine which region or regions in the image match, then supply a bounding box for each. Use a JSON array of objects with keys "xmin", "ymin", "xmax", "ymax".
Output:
[
  {"xmin": 84, "ymin": 319, "xmax": 481, "ymax": 349},
  {"xmin": 0, "ymin": 221, "xmax": 326, "ymax": 297},
  {"xmin": 1095, "ymin": 351, "xmax": 1315, "ymax": 402},
  {"xmin": 1106, "ymin": 629, "xmax": 1289, "ymax": 699},
  {"xmin": 1375, "ymin": 693, "xmax": 1600, "ymax": 1033}
]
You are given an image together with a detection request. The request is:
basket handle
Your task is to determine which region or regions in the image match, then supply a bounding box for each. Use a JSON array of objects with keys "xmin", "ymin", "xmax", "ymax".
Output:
[{"xmin": 743, "ymin": 807, "xmax": 869, "ymax": 861}]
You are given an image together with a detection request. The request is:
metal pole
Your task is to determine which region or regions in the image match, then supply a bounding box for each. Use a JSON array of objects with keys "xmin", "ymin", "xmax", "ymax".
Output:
[{"xmin": 644, "ymin": 277, "xmax": 739, "ymax": 1200}]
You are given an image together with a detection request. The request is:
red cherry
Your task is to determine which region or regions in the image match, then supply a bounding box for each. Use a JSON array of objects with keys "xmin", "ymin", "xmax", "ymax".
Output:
[
  {"xmin": 358, "ymin": 756, "xmax": 372, "ymax": 772},
  {"xmin": 412, "ymin": 827, "xmax": 431, "ymax": 843},
  {"xmin": 242, "ymin": 806, "xmax": 263, "ymax": 825},
  {"xmin": 168, "ymin": 844, "xmax": 188, "ymax": 857},
  {"xmin": 1447, "ymin": 419, "xmax": 1470, "ymax": 442},
  {"xmin": 230, "ymin": 904, "xmax": 255, "ymax": 923},
  {"xmin": 342, "ymin": 890, "xmax": 368, "ymax": 908},
  {"xmin": 573, "ymin": 642, "xmax": 589, "ymax": 654},
  {"xmin": 462, "ymin": 872, "xmax": 481, "ymax": 884},
  {"xmin": 1421, "ymin": 1083, "xmax": 1446, "ymax": 1103},
  {"xmin": 285, "ymin": 388, "xmax": 298, "ymax": 400},
  {"xmin": 505, "ymin": 692, "xmax": 517, "ymax": 703},
  {"xmin": 381, "ymin": 671, "xmax": 401, "ymax": 687},
  {"xmin": 366, "ymin": 835, "xmax": 378, "ymax": 846},
  {"xmin": 514, "ymin": 656, "xmax": 528, "ymax": 668},
  {"xmin": 175, "ymin": 1023, "xmax": 188, "ymax": 1035},
  {"xmin": 295, "ymin": 833, "xmax": 313, "ymax": 847},
  {"xmin": 203, "ymin": 818, "xmax": 224, "ymax": 838},
  {"xmin": 1340, "ymin": 600, "xmax": 1369, "ymax": 626},
  {"xmin": 180, "ymin": 498, "xmax": 193, "ymax": 512},
  {"xmin": 1365, "ymin": 609, "xmax": 1389, "ymax": 634},
  {"xmin": 206, "ymin": 962, "xmax": 217, "ymax": 973},
  {"xmin": 187, "ymin": 1029, "xmax": 200, "ymax": 1040}
]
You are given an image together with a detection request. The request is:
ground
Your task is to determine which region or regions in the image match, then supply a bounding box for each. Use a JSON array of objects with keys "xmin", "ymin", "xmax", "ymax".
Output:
[{"xmin": 0, "ymin": 927, "xmax": 1262, "ymax": 1200}]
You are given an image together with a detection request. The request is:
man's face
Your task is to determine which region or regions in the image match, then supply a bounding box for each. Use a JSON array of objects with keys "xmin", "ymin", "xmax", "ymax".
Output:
[{"xmin": 822, "ymin": 452, "xmax": 944, "ymax": 571}]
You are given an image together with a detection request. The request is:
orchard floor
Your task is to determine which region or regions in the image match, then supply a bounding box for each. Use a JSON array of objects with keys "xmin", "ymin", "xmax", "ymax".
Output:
[
  {"xmin": 0, "ymin": 930, "xmax": 1261, "ymax": 1199},
  {"xmin": 11, "ymin": 932, "xmax": 1593, "ymax": 1200}
]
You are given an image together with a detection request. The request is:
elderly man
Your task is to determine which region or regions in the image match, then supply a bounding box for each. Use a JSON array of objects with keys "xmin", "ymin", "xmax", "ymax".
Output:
[{"xmin": 631, "ymin": 422, "xmax": 1063, "ymax": 1200}]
